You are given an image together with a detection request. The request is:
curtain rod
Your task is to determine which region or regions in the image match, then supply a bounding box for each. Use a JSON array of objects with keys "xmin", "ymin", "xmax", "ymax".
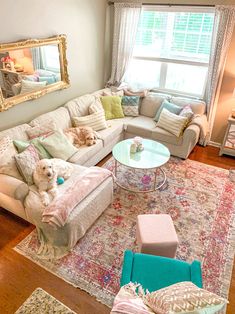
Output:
[{"xmin": 107, "ymin": 2, "xmax": 215, "ymax": 7}]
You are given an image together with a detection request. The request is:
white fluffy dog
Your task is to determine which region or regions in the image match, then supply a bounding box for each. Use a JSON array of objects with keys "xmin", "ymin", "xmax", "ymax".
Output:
[{"xmin": 33, "ymin": 158, "xmax": 73, "ymax": 206}]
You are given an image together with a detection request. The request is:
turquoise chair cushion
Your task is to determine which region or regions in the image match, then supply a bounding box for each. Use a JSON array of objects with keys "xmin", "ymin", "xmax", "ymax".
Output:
[{"xmin": 121, "ymin": 250, "xmax": 202, "ymax": 292}]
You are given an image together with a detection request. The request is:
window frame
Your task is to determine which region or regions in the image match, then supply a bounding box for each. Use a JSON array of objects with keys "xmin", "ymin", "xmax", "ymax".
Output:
[{"xmin": 130, "ymin": 5, "xmax": 215, "ymax": 99}]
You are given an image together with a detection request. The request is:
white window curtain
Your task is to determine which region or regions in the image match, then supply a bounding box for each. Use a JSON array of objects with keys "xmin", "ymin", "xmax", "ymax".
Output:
[
  {"xmin": 204, "ymin": 5, "xmax": 235, "ymax": 145},
  {"xmin": 107, "ymin": 2, "xmax": 142, "ymax": 86}
]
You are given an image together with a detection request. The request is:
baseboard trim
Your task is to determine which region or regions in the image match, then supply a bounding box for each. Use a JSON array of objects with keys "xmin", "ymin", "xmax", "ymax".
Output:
[{"xmin": 209, "ymin": 141, "xmax": 221, "ymax": 148}]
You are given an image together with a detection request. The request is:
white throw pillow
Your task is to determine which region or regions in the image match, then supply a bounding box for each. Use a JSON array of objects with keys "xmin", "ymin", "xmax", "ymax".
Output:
[
  {"xmin": 26, "ymin": 119, "xmax": 57, "ymax": 139},
  {"xmin": 73, "ymin": 111, "xmax": 108, "ymax": 131},
  {"xmin": 20, "ymin": 80, "xmax": 47, "ymax": 94},
  {"xmin": 88, "ymin": 98, "xmax": 104, "ymax": 113},
  {"xmin": 156, "ymin": 108, "xmax": 188, "ymax": 137}
]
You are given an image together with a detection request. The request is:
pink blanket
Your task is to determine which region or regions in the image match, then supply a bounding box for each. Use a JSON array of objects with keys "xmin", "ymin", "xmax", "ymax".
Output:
[{"xmin": 42, "ymin": 167, "xmax": 113, "ymax": 228}]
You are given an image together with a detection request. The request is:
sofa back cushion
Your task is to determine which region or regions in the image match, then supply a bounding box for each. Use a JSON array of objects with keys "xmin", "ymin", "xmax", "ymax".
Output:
[
  {"xmin": 0, "ymin": 124, "xmax": 31, "ymax": 141},
  {"xmin": 170, "ymin": 97, "xmax": 206, "ymax": 115},
  {"xmin": 30, "ymin": 107, "xmax": 71, "ymax": 130},
  {"xmin": 140, "ymin": 93, "xmax": 170, "ymax": 118},
  {"xmin": 65, "ymin": 94, "xmax": 96, "ymax": 118}
]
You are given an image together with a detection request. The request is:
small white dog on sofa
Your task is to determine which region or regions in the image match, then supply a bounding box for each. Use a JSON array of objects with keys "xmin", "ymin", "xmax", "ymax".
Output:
[{"xmin": 33, "ymin": 158, "xmax": 73, "ymax": 206}]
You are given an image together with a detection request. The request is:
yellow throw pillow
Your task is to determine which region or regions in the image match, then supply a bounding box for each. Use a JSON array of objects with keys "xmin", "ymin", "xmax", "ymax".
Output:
[{"xmin": 100, "ymin": 96, "xmax": 124, "ymax": 120}]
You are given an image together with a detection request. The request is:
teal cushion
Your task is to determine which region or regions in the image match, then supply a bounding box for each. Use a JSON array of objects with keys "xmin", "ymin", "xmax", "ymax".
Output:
[
  {"xmin": 121, "ymin": 250, "xmax": 203, "ymax": 292},
  {"xmin": 154, "ymin": 100, "xmax": 182, "ymax": 122},
  {"xmin": 121, "ymin": 96, "xmax": 140, "ymax": 117},
  {"xmin": 122, "ymin": 96, "xmax": 140, "ymax": 106},
  {"xmin": 14, "ymin": 138, "xmax": 52, "ymax": 159}
]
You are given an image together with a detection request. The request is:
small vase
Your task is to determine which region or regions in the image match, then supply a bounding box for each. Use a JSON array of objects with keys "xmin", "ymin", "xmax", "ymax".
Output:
[{"xmin": 130, "ymin": 143, "xmax": 137, "ymax": 153}]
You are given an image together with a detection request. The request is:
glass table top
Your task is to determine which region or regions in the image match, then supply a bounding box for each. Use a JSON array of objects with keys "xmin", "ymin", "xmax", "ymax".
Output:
[{"xmin": 112, "ymin": 139, "xmax": 170, "ymax": 169}]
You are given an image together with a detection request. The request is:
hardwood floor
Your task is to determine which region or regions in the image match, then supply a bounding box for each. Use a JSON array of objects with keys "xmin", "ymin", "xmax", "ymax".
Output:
[{"xmin": 0, "ymin": 145, "xmax": 234, "ymax": 314}]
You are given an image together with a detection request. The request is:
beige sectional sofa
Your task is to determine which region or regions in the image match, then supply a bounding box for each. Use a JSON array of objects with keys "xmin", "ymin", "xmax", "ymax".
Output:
[{"xmin": 0, "ymin": 88, "xmax": 208, "ymax": 222}]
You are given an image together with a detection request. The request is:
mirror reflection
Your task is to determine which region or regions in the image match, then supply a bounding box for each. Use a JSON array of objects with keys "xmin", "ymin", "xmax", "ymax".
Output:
[{"xmin": 0, "ymin": 44, "xmax": 61, "ymax": 98}]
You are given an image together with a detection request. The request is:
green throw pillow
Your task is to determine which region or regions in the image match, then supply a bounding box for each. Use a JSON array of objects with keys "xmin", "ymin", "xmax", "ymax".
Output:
[
  {"xmin": 39, "ymin": 129, "xmax": 77, "ymax": 161},
  {"xmin": 14, "ymin": 138, "xmax": 52, "ymax": 159},
  {"xmin": 100, "ymin": 96, "xmax": 124, "ymax": 120},
  {"xmin": 154, "ymin": 100, "xmax": 182, "ymax": 122}
]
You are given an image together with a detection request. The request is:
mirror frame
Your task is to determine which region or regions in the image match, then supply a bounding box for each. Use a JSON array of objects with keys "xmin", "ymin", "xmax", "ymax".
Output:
[{"xmin": 0, "ymin": 34, "xmax": 70, "ymax": 112}]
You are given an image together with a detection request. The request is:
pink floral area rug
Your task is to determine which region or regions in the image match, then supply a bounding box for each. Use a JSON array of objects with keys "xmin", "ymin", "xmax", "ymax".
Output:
[{"xmin": 14, "ymin": 157, "xmax": 235, "ymax": 308}]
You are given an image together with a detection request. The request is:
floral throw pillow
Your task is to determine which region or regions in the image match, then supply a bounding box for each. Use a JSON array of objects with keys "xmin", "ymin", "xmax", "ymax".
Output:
[
  {"xmin": 0, "ymin": 136, "xmax": 23, "ymax": 180},
  {"xmin": 15, "ymin": 145, "xmax": 40, "ymax": 185},
  {"xmin": 144, "ymin": 281, "xmax": 228, "ymax": 314},
  {"xmin": 179, "ymin": 105, "xmax": 194, "ymax": 121}
]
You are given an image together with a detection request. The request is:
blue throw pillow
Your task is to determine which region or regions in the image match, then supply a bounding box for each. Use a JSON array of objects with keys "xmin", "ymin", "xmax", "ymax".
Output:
[
  {"xmin": 121, "ymin": 96, "xmax": 140, "ymax": 117},
  {"xmin": 39, "ymin": 76, "xmax": 56, "ymax": 85},
  {"xmin": 154, "ymin": 100, "xmax": 182, "ymax": 122}
]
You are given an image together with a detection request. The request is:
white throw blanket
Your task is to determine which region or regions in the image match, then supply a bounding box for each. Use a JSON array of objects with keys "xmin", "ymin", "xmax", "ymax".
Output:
[{"xmin": 188, "ymin": 114, "xmax": 209, "ymax": 146}]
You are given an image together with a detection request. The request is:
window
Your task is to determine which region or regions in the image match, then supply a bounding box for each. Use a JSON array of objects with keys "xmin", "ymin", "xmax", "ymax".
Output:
[
  {"xmin": 125, "ymin": 6, "xmax": 215, "ymax": 98},
  {"xmin": 41, "ymin": 45, "xmax": 60, "ymax": 72}
]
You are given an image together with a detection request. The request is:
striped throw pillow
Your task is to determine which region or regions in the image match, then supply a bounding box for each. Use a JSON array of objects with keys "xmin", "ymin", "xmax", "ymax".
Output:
[
  {"xmin": 72, "ymin": 111, "xmax": 108, "ymax": 131},
  {"xmin": 20, "ymin": 80, "xmax": 47, "ymax": 94},
  {"xmin": 156, "ymin": 108, "xmax": 188, "ymax": 137}
]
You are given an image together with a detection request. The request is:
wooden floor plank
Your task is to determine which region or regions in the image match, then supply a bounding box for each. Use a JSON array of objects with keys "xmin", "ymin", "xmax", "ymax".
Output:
[{"xmin": 0, "ymin": 145, "xmax": 234, "ymax": 314}]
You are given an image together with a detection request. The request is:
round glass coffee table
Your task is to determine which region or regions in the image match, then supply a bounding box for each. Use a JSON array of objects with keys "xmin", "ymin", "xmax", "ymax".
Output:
[{"xmin": 112, "ymin": 139, "xmax": 170, "ymax": 193}]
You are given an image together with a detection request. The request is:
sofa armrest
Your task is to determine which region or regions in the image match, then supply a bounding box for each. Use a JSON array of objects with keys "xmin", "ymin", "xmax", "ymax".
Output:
[
  {"xmin": 120, "ymin": 250, "xmax": 134, "ymax": 287},
  {"xmin": 183, "ymin": 124, "xmax": 200, "ymax": 143},
  {"xmin": 190, "ymin": 260, "xmax": 203, "ymax": 288},
  {"xmin": 0, "ymin": 174, "xmax": 29, "ymax": 202}
]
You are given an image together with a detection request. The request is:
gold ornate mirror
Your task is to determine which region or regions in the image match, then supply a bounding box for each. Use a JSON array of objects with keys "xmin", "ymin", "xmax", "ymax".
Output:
[{"xmin": 0, "ymin": 34, "xmax": 70, "ymax": 112}]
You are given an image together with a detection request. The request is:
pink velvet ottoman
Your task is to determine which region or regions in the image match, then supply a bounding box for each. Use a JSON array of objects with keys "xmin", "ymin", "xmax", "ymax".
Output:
[{"xmin": 136, "ymin": 214, "xmax": 179, "ymax": 258}]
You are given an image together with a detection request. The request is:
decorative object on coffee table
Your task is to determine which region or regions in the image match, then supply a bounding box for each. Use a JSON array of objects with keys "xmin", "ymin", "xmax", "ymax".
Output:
[
  {"xmin": 136, "ymin": 214, "xmax": 179, "ymax": 258},
  {"xmin": 15, "ymin": 288, "xmax": 76, "ymax": 314},
  {"xmin": 112, "ymin": 139, "xmax": 170, "ymax": 193}
]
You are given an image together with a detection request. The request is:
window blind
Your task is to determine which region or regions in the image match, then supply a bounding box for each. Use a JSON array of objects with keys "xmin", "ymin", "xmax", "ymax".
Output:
[{"xmin": 133, "ymin": 7, "xmax": 215, "ymax": 64}]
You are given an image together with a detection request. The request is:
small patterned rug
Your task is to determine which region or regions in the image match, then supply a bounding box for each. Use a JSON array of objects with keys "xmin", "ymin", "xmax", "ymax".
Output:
[
  {"xmin": 15, "ymin": 288, "xmax": 76, "ymax": 313},
  {"xmin": 14, "ymin": 157, "xmax": 235, "ymax": 308}
]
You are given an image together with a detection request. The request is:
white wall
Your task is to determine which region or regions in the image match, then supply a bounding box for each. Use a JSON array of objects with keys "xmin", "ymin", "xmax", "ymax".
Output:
[{"xmin": 0, "ymin": 0, "xmax": 108, "ymax": 131}]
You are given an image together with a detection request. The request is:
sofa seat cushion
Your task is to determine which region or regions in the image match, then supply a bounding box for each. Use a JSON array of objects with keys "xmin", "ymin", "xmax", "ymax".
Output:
[
  {"xmin": 65, "ymin": 94, "xmax": 96, "ymax": 118},
  {"xmin": 98, "ymin": 117, "xmax": 133, "ymax": 146},
  {"xmin": 125, "ymin": 116, "xmax": 156, "ymax": 138},
  {"xmin": 30, "ymin": 107, "xmax": 72, "ymax": 130},
  {"xmin": 151, "ymin": 127, "xmax": 183, "ymax": 146},
  {"xmin": 68, "ymin": 139, "xmax": 103, "ymax": 165},
  {"xmin": 0, "ymin": 124, "xmax": 31, "ymax": 141}
]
